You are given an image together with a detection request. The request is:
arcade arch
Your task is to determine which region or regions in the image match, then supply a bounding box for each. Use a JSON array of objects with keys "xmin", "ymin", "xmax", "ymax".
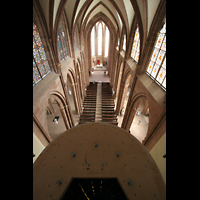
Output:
[
  {"xmin": 122, "ymin": 94, "xmax": 149, "ymax": 143},
  {"xmin": 46, "ymin": 93, "xmax": 70, "ymax": 140}
]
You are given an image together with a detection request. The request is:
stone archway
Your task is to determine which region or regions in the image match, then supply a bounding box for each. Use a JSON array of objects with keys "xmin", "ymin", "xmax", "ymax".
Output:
[
  {"xmin": 66, "ymin": 68, "xmax": 82, "ymax": 125},
  {"xmin": 122, "ymin": 93, "xmax": 149, "ymax": 143},
  {"xmin": 46, "ymin": 93, "xmax": 70, "ymax": 140},
  {"xmin": 66, "ymin": 72, "xmax": 78, "ymax": 113}
]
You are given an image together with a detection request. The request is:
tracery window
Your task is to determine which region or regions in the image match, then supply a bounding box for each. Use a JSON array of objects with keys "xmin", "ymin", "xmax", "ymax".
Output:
[
  {"xmin": 33, "ymin": 20, "xmax": 51, "ymax": 86},
  {"xmin": 105, "ymin": 27, "xmax": 109, "ymax": 57},
  {"xmin": 57, "ymin": 21, "xmax": 68, "ymax": 62},
  {"xmin": 131, "ymin": 26, "xmax": 140, "ymax": 62},
  {"xmin": 146, "ymin": 18, "xmax": 166, "ymax": 90},
  {"xmin": 98, "ymin": 23, "xmax": 102, "ymax": 55},
  {"xmin": 91, "ymin": 21, "xmax": 109, "ymax": 57},
  {"xmin": 91, "ymin": 27, "xmax": 95, "ymax": 56}
]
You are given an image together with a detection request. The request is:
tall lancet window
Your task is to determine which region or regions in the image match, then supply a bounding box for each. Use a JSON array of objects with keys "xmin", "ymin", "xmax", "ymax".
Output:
[
  {"xmin": 91, "ymin": 27, "xmax": 95, "ymax": 56},
  {"xmin": 146, "ymin": 18, "xmax": 166, "ymax": 90},
  {"xmin": 57, "ymin": 21, "xmax": 68, "ymax": 62},
  {"xmin": 33, "ymin": 20, "xmax": 51, "ymax": 86},
  {"xmin": 98, "ymin": 23, "xmax": 102, "ymax": 55},
  {"xmin": 122, "ymin": 34, "xmax": 126, "ymax": 51},
  {"xmin": 131, "ymin": 26, "xmax": 140, "ymax": 62},
  {"xmin": 105, "ymin": 27, "xmax": 109, "ymax": 57}
]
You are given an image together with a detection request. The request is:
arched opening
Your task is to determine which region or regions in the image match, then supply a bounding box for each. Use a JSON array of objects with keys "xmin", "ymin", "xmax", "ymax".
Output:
[
  {"xmin": 117, "ymin": 74, "xmax": 132, "ymax": 126},
  {"xmin": 66, "ymin": 73, "xmax": 80, "ymax": 125},
  {"xmin": 122, "ymin": 95, "xmax": 149, "ymax": 143},
  {"xmin": 129, "ymin": 98, "xmax": 149, "ymax": 143},
  {"xmin": 46, "ymin": 98, "xmax": 67, "ymax": 140}
]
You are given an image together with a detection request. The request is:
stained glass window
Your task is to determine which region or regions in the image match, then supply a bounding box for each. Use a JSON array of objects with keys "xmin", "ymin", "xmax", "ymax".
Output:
[
  {"xmin": 57, "ymin": 21, "xmax": 68, "ymax": 61},
  {"xmin": 33, "ymin": 20, "xmax": 51, "ymax": 86},
  {"xmin": 98, "ymin": 23, "xmax": 102, "ymax": 55},
  {"xmin": 91, "ymin": 27, "xmax": 95, "ymax": 56},
  {"xmin": 146, "ymin": 18, "xmax": 166, "ymax": 90},
  {"xmin": 131, "ymin": 26, "xmax": 140, "ymax": 62},
  {"xmin": 105, "ymin": 27, "xmax": 109, "ymax": 57}
]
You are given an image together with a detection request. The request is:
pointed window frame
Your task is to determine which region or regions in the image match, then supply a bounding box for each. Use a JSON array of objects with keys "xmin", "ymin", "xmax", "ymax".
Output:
[
  {"xmin": 33, "ymin": 20, "xmax": 51, "ymax": 86},
  {"xmin": 131, "ymin": 25, "xmax": 140, "ymax": 63},
  {"xmin": 57, "ymin": 19, "xmax": 68, "ymax": 62},
  {"xmin": 146, "ymin": 18, "xmax": 166, "ymax": 91}
]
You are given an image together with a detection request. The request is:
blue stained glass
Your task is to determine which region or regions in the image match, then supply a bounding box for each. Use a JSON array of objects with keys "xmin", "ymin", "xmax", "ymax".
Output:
[
  {"xmin": 33, "ymin": 20, "xmax": 51, "ymax": 86},
  {"xmin": 57, "ymin": 20, "xmax": 68, "ymax": 61}
]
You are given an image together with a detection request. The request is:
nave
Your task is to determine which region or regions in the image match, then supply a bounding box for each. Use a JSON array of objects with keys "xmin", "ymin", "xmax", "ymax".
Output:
[{"xmin": 79, "ymin": 82, "xmax": 118, "ymax": 126}]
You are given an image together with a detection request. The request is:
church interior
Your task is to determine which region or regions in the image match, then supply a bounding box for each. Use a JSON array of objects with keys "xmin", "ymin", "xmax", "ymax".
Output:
[{"xmin": 33, "ymin": 0, "xmax": 166, "ymax": 199}]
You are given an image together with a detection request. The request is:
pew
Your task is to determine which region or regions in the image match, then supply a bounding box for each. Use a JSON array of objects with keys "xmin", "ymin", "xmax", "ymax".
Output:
[
  {"xmin": 79, "ymin": 121, "xmax": 95, "ymax": 124},
  {"xmin": 101, "ymin": 121, "xmax": 118, "ymax": 126},
  {"xmin": 102, "ymin": 118, "xmax": 117, "ymax": 122},
  {"xmin": 102, "ymin": 114, "xmax": 117, "ymax": 118}
]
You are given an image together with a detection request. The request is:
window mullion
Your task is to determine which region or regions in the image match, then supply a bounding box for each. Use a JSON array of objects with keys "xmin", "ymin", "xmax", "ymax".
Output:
[{"xmin": 33, "ymin": 56, "xmax": 43, "ymax": 80}]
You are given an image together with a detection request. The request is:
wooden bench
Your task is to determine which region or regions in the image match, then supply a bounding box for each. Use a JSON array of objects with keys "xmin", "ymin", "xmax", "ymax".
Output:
[
  {"xmin": 82, "ymin": 112, "xmax": 96, "ymax": 115},
  {"xmin": 102, "ymin": 114, "xmax": 117, "ymax": 118},
  {"xmin": 83, "ymin": 109, "xmax": 96, "ymax": 111},
  {"xmin": 81, "ymin": 114, "xmax": 95, "ymax": 117},
  {"xmin": 102, "ymin": 109, "xmax": 114, "ymax": 111},
  {"xmin": 102, "ymin": 118, "xmax": 117, "ymax": 122},
  {"xmin": 83, "ymin": 105, "xmax": 96, "ymax": 108},
  {"xmin": 85, "ymin": 97, "xmax": 96, "ymax": 99},
  {"xmin": 101, "ymin": 121, "xmax": 118, "ymax": 126},
  {"xmin": 80, "ymin": 114, "xmax": 95, "ymax": 118},
  {"xmin": 80, "ymin": 117, "xmax": 95, "ymax": 121},
  {"xmin": 79, "ymin": 121, "xmax": 95, "ymax": 123},
  {"xmin": 102, "ymin": 105, "xmax": 115, "ymax": 108},
  {"xmin": 84, "ymin": 99, "xmax": 96, "ymax": 101},
  {"xmin": 102, "ymin": 111, "xmax": 115, "ymax": 113}
]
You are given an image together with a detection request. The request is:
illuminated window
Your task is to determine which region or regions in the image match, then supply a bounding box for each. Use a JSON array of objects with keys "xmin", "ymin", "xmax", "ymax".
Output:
[
  {"xmin": 91, "ymin": 21, "xmax": 109, "ymax": 57},
  {"xmin": 98, "ymin": 23, "xmax": 102, "ymax": 55},
  {"xmin": 146, "ymin": 18, "xmax": 166, "ymax": 90},
  {"xmin": 131, "ymin": 26, "xmax": 140, "ymax": 62},
  {"xmin": 33, "ymin": 20, "xmax": 51, "ymax": 86},
  {"xmin": 91, "ymin": 27, "xmax": 95, "ymax": 56},
  {"xmin": 104, "ymin": 27, "xmax": 109, "ymax": 56}
]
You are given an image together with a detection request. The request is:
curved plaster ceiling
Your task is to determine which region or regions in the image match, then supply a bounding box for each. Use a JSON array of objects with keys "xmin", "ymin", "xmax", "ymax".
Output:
[{"xmin": 38, "ymin": 0, "xmax": 161, "ymax": 37}]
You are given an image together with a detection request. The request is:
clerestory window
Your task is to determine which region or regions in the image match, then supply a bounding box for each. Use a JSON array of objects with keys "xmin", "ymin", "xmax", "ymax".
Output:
[
  {"xmin": 146, "ymin": 18, "xmax": 166, "ymax": 90},
  {"xmin": 131, "ymin": 25, "xmax": 140, "ymax": 62},
  {"xmin": 33, "ymin": 20, "xmax": 51, "ymax": 86}
]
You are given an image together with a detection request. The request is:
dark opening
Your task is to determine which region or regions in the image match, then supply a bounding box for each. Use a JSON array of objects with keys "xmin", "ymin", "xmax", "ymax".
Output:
[{"xmin": 61, "ymin": 178, "xmax": 128, "ymax": 200}]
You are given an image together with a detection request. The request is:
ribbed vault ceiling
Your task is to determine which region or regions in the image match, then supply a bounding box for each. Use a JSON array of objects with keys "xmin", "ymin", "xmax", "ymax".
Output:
[{"xmin": 38, "ymin": 0, "xmax": 161, "ymax": 38}]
